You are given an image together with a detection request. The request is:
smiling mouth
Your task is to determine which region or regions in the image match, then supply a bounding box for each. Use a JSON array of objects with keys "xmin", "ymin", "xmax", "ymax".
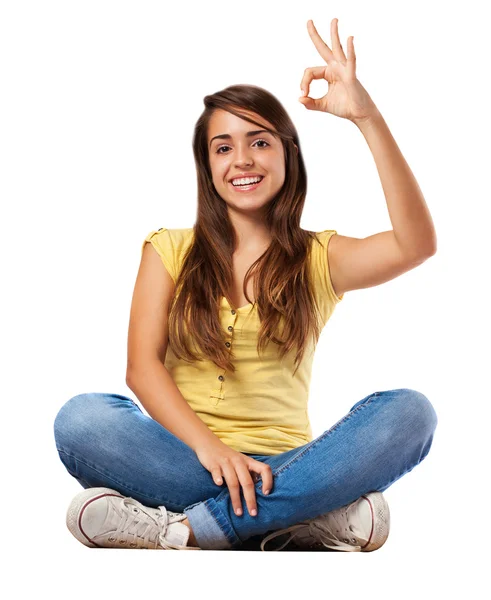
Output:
[{"xmin": 229, "ymin": 176, "xmax": 265, "ymax": 192}]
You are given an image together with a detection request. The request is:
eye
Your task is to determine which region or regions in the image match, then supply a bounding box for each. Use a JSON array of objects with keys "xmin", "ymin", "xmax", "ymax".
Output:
[
  {"xmin": 216, "ymin": 139, "xmax": 270, "ymax": 154},
  {"xmin": 216, "ymin": 145, "xmax": 230, "ymax": 154}
]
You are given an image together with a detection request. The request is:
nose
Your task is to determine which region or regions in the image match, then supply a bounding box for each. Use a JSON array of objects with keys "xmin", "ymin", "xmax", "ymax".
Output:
[{"xmin": 234, "ymin": 143, "xmax": 253, "ymax": 166}]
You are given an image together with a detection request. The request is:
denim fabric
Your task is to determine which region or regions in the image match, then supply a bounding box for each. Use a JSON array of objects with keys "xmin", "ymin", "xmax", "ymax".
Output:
[{"xmin": 53, "ymin": 389, "xmax": 438, "ymax": 550}]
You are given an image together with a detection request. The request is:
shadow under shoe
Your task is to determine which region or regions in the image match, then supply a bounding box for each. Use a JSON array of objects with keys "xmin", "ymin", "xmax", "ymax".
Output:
[
  {"xmin": 66, "ymin": 487, "xmax": 201, "ymax": 550},
  {"xmin": 260, "ymin": 491, "xmax": 390, "ymax": 552}
]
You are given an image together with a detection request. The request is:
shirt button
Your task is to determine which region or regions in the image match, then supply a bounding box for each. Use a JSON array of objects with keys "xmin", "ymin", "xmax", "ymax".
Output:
[
  {"xmin": 218, "ymin": 375, "xmax": 224, "ymax": 381},
  {"xmin": 231, "ymin": 310, "xmax": 236, "ymax": 315},
  {"xmin": 225, "ymin": 342, "xmax": 231, "ymax": 347},
  {"xmin": 228, "ymin": 326, "xmax": 233, "ymax": 331}
]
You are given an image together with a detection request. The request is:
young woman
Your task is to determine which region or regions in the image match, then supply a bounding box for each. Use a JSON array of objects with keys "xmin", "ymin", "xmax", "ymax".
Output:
[{"xmin": 53, "ymin": 18, "xmax": 438, "ymax": 552}]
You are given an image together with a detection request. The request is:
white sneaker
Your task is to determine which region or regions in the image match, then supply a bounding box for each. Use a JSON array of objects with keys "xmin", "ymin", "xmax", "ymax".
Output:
[
  {"xmin": 260, "ymin": 491, "xmax": 390, "ymax": 552},
  {"xmin": 66, "ymin": 487, "xmax": 201, "ymax": 550}
]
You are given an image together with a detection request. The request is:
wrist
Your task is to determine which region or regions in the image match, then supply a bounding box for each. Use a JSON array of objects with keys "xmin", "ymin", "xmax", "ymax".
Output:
[
  {"xmin": 352, "ymin": 109, "xmax": 383, "ymax": 130},
  {"xmin": 193, "ymin": 434, "xmax": 225, "ymax": 452}
]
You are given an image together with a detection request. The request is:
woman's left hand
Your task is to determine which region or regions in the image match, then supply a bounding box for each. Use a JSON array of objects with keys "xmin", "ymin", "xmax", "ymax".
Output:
[{"xmin": 299, "ymin": 18, "xmax": 380, "ymax": 125}]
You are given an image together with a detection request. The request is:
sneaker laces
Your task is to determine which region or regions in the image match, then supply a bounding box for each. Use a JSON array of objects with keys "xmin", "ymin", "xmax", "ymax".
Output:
[
  {"xmin": 111, "ymin": 497, "xmax": 199, "ymax": 550},
  {"xmin": 260, "ymin": 500, "xmax": 363, "ymax": 552}
]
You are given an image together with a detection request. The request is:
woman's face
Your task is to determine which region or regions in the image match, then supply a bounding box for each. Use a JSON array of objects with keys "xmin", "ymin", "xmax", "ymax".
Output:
[{"xmin": 207, "ymin": 108, "xmax": 288, "ymax": 215}]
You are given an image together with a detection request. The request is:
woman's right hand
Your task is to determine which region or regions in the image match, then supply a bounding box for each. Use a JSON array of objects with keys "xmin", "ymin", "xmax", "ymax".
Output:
[{"xmin": 195, "ymin": 440, "xmax": 273, "ymax": 517}]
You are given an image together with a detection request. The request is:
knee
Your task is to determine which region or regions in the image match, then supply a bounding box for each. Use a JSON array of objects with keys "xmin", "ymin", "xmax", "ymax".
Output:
[
  {"xmin": 53, "ymin": 392, "xmax": 105, "ymax": 451},
  {"xmin": 388, "ymin": 388, "xmax": 438, "ymax": 439}
]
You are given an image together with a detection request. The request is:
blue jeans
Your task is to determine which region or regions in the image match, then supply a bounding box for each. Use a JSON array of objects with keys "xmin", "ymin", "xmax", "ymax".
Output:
[{"xmin": 53, "ymin": 388, "xmax": 438, "ymax": 550}]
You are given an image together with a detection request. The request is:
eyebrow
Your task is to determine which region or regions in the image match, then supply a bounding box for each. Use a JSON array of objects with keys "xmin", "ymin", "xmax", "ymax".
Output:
[{"xmin": 209, "ymin": 129, "xmax": 274, "ymax": 148}]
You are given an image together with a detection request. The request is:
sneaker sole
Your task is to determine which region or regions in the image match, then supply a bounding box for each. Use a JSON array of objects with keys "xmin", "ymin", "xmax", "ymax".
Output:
[
  {"xmin": 361, "ymin": 491, "xmax": 391, "ymax": 552},
  {"xmin": 66, "ymin": 487, "xmax": 124, "ymax": 548}
]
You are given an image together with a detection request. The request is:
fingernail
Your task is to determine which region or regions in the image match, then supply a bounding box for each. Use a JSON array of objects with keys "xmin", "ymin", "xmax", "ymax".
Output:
[
  {"xmin": 235, "ymin": 508, "xmax": 242, "ymax": 516},
  {"xmin": 251, "ymin": 509, "xmax": 257, "ymax": 516},
  {"xmin": 264, "ymin": 490, "xmax": 270, "ymax": 495}
]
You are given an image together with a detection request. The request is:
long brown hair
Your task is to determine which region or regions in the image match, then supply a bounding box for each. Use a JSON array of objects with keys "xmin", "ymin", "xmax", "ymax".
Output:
[{"xmin": 167, "ymin": 84, "xmax": 325, "ymax": 376}]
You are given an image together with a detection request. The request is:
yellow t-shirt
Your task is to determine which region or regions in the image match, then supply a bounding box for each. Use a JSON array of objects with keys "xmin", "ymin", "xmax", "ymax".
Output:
[{"xmin": 141, "ymin": 227, "xmax": 344, "ymax": 455}]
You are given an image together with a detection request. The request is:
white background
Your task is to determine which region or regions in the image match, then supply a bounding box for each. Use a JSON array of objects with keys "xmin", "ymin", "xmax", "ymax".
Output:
[{"xmin": 2, "ymin": 0, "xmax": 489, "ymax": 597}]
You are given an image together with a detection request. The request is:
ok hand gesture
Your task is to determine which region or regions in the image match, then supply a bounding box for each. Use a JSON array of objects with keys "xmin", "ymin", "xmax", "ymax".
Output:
[{"xmin": 299, "ymin": 18, "xmax": 380, "ymax": 125}]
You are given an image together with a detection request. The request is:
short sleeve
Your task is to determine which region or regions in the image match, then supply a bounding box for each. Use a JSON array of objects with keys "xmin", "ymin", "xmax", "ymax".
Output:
[
  {"xmin": 141, "ymin": 228, "xmax": 177, "ymax": 282},
  {"xmin": 310, "ymin": 230, "xmax": 344, "ymax": 305}
]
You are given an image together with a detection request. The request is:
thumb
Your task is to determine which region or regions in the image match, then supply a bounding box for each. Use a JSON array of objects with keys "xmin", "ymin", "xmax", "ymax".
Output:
[{"xmin": 298, "ymin": 94, "xmax": 322, "ymax": 111}]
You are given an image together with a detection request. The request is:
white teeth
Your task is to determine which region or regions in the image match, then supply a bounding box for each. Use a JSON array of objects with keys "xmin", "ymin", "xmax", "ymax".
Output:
[{"xmin": 232, "ymin": 176, "xmax": 263, "ymax": 186}]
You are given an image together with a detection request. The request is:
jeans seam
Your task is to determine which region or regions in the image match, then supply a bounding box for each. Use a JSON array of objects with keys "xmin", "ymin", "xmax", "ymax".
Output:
[
  {"xmin": 56, "ymin": 448, "xmax": 183, "ymax": 507},
  {"xmin": 271, "ymin": 392, "xmax": 380, "ymax": 478}
]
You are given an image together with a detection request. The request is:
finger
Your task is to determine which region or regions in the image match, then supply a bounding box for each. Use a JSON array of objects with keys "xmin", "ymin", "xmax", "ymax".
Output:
[
  {"xmin": 260, "ymin": 464, "xmax": 274, "ymax": 495},
  {"xmin": 299, "ymin": 65, "xmax": 327, "ymax": 98},
  {"xmin": 211, "ymin": 468, "xmax": 223, "ymax": 486},
  {"xmin": 347, "ymin": 36, "xmax": 356, "ymax": 79},
  {"xmin": 331, "ymin": 17, "xmax": 347, "ymax": 64},
  {"xmin": 235, "ymin": 462, "xmax": 258, "ymax": 516},
  {"xmin": 221, "ymin": 462, "xmax": 243, "ymax": 516},
  {"xmin": 307, "ymin": 19, "xmax": 335, "ymax": 64}
]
